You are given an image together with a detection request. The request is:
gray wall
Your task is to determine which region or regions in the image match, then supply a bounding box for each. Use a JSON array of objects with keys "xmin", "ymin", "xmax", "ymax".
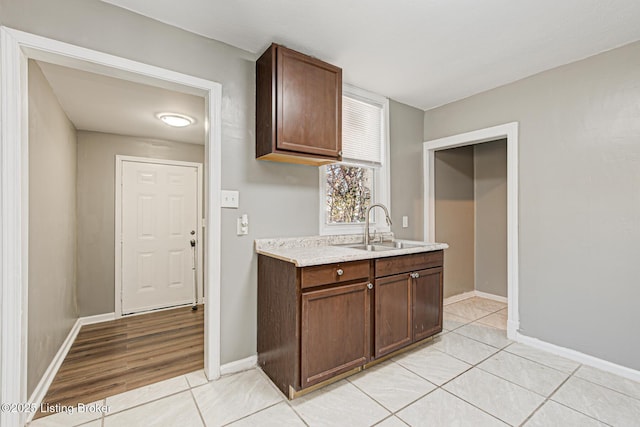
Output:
[
  {"xmin": 434, "ymin": 146, "xmax": 475, "ymax": 298},
  {"xmin": 27, "ymin": 61, "xmax": 78, "ymax": 395},
  {"xmin": 389, "ymin": 100, "xmax": 425, "ymax": 240},
  {"xmin": 1, "ymin": 0, "xmax": 424, "ymax": 365},
  {"xmin": 474, "ymin": 140, "xmax": 507, "ymax": 297},
  {"xmin": 425, "ymin": 41, "xmax": 640, "ymax": 370},
  {"xmin": 0, "ymin": 0, "xmax": 315, "ymax": 364},
  {"xmin": 76, "ymin": 131, "xmax": 205, "ymax": 316}
]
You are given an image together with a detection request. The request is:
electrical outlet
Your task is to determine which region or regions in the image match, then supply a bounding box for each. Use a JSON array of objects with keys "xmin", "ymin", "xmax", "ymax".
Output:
[
  {"xmin": 402, "ymin": 216, "xmax": 409, "ymax": 228},
  {"xmin": 221, "ymin": 190, "xmax": 239, "ymax": 208}
]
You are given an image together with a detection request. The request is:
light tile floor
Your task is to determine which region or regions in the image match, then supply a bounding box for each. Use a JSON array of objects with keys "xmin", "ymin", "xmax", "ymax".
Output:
[{"xmin": 29, "ymin": 297, "xmax": 640, "ymax": 427}]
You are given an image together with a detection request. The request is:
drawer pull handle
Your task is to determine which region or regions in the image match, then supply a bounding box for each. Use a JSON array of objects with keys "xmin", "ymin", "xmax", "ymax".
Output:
[
  {"xmin": 367, "ymin": 283, "xmax": 373, "ymax": 290},
  {"xmin": 336, "ymin": 268, "xmax": 344, "ymax": 276}
]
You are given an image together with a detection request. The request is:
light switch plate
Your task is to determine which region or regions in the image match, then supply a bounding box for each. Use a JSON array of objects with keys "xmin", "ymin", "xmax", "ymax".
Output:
[
  {"xmin": 221, "ymin": 190, "xmax": 239, "ymax": 208},
  {"xmin": 237, "ymin": 214, "xmax": 249, "ymax": 235},
  {"xmin": 402, "ymin": 216, "xmax": 409, "ymax": 228}
]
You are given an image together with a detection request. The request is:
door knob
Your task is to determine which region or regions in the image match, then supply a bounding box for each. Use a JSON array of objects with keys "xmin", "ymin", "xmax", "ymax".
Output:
[{"xmin": 367, "ymin": 283, "xmax": 373, "ymax": 290}]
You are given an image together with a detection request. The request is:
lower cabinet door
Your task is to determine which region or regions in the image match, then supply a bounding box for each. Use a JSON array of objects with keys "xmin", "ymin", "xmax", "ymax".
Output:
[
  {"xmin": 374, "ymin": 274, "xmax": 412, "ymax": 358},
  {"xmin": 413, "ymin": 267, "xmax": 443, "ymax": 341},
  {"xmin": 301, "ymin": 281, "xmax": 370, "ymax": 388}
]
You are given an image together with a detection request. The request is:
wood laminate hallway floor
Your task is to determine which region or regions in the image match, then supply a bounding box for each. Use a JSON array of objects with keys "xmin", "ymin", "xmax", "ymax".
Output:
[{"xmin": 37, "ymin": 305, "xmax": 204, "ymax": 418}]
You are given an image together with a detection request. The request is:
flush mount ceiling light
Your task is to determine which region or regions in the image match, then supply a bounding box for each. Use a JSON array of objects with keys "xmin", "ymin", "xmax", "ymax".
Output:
[{"xmin": 157, "ymin": 112, "xmax": 195, "ymax": 127}]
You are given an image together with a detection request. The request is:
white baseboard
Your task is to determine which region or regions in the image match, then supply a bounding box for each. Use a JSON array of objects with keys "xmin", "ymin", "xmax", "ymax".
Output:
[
  {"xmin": 220, "ymin": 355, "xmax": 257, "ymax": 376},
  {"xmin": 26, "ymin": 312, "xmax": 117, "ymax": 422},
  {"xmin": 443, "ymin": 291, "xmax": 476, "ymax": 306},
  {"xmin": 444, "ymin": 290, "xmax": 507, "ymax": 306},
  {"xmin": 80, "ymin": 312, "xmax": 116, "ymax": 325},
  {"xmin": 474, "ymin": 291, "xmax": 508, "ymax": 303},
  {"xmin": 515, "ymin": 332, "xmax": 640, "ymax": 383},
  {"xmin": 26, "ymin": 318, "xmax": 82, "ymax": 423},
  {"xmin": 445, "ymin": 286, "xmax": 640, "ymax": 383}
]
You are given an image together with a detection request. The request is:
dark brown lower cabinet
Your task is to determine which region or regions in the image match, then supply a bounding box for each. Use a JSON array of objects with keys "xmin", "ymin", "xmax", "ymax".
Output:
[
  {"xmin": 374, "ymin": 265, "xmax": 443, "ymax": 357},
  {"xmin": 257, "ymin": 250, "xmax": 444, "ymax": 398},
  {"xmin": 301, "ymin": 282, "xmax": 370, "ymax": 388},
  {"xmin": 412, "ymin": 267, "xmax": 443, "ymax": 341},
  {"xmin": 374, "ymin": 275, "xmax": 411, "ymax": 358}
]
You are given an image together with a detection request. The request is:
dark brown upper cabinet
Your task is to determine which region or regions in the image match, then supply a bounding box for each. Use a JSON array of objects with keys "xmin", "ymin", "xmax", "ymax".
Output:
[{"xmin": 256, "ymin": 43, "xmax": 342, "ymax": 165}]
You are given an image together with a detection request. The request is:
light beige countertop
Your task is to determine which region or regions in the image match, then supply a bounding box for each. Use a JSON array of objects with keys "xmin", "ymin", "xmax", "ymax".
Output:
[{"xmin": 254, "ymin": 234, "xmax": 448, "ymax": 267}]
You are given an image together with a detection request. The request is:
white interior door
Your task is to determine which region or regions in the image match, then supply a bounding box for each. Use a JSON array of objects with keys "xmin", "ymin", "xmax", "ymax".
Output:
[{"xmin": 121, "ymin": 160, "xmax": 198, "ymax": 314}]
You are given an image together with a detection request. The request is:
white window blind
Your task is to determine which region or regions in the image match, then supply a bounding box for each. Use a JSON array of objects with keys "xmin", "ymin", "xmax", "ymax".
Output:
[{"xmin": 342, "ymin": 95, "xmax": 383, "ymax": 165}]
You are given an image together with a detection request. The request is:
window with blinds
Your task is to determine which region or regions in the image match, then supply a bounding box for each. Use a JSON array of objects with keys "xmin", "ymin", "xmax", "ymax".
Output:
[
  {"xmin": 342, "ymin": 96, "xmax": 384, "ymax": 165},
  {"xmin": 320, "ymin": 85, "xmax": 389, "ymax": 234}
]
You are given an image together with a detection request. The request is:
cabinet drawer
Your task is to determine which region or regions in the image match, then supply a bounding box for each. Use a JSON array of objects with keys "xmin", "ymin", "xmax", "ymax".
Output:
[
  {"xmin": 301, "ymin": 260, "xmax": 370, "ymax": 289},
  {"xmin": 375, "ymin": 251, "xmax": 443, "ymax": 278}
]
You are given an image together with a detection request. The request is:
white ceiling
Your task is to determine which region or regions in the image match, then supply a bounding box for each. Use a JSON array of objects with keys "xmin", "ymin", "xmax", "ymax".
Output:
[
  {"xmin": 100, "ymin": 0, "xmax": 640, "ymax": 110},
  {"xmin": 37, "ymin": 61, "xmax": 205, "ymax": 144}
]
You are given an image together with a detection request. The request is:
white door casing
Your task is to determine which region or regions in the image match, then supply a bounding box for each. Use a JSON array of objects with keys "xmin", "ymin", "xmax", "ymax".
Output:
[
  {"xmin": 0, "ymin": 27, "xmax": 223, "ymax": 427},
  {"xmin": 423, "ymin": 122, "xmax": 519, "ymax": 339},
  {"xmin": 120, "ymin": 159, "xmax": 200, "ymax": 315}
]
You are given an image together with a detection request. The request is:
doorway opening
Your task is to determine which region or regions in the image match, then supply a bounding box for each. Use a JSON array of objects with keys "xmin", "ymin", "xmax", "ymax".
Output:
[
  {"xmin": 433, "ymin": 140, "xmax": 508, "ymax": 333},
  {"xmin": 423, "ymin": 122, "xmax": 519, "ymax": 339},
  {"xmin": 0, "ymin": 27, "xmax": 222, "ymax": 426},
  {"xmin": 434, "ymin": 140, "xmax": 507, "ymax": 301}
]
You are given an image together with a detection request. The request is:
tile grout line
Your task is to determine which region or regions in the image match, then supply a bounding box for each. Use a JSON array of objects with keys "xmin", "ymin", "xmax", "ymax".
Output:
[
  {"xmin": 517, "ymin": 363, "xmax": 582, "ymax": 426},
  {"xmin": 472, "ymin": 348, "xmax": 583, "ymax": 399},
  {"xmin": 426, "ymin": 333, "xmax": 504, "ymax": 367},
  {"xmin": 188, "ymin": 388, "xmax": 207, "ymax": 427},
  {"xmin": 445, "ymin": 328, "xmax": 511, "ymax": 351},
  {"xmin": 218, "ymin": 400, "xmax": 283, "ymax": 426},
  {"xmin": 546, "ymin": 364, "xmax": 616, "ymax": 427},
  {"xmin": 345, "ymin": 362, "xmax": 427, "ymax": 419},
  {"xmin": 373, "ymin": 414, "xmax": 410, "ymax": 426},
  {"xmin": 97, "ymin": 376, "xmax": 194, "ymax": 421},
  {"xmin": 391, "ymin": 329, "xmax": 551, "ymax": 426},
  {"xmin": 440, "ymin": 388, "xmax": 513, "ymax": 426},
  {"xmin": 570, "ymin": 370, "xmax": 640, "ymax": 403},
  {"xmin": 445, "ymin": 298, "xmax": 506, "ymax": 314},
  {"xmin": 391, "ymin": 348, "xmax": 514, "ymax": 426},
  {"xmin": 253, "ymin": 367, "xmax": 310, "ymax": 427},
  {"xmin": 279, "ymin": 391, "xmax": 310, "ymax": 427},
  {"xmin": 390, "ymin": 345, "xmax": 512, "ymax": 423},
  {"xmin": 282, "ymin": 400, "xmax": 310, "ymax": 427},
  {"xmin": 438, "ymin": 346, "xmax": 542, "ymax": 426}
]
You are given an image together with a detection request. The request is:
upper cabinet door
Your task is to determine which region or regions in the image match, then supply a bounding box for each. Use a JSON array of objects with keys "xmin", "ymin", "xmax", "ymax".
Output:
[
  {"xmin": 256, "ymin": 43, "xmax": 342, "ymax": 165},
  {"xmin": 276, "ymin": 46, "xmax": 342, "ymax": 158}
]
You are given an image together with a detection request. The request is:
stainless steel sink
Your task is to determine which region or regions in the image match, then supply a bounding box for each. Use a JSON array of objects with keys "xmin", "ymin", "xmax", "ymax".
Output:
[
  {"xmin": 334, "ymin": 241, "xmax": 429, "ymax": 252},
  {"xmin": 342, "ymin": 244, "xmax": 395, "ymax": 252},
  {"xmin": 376, "ymin": 241, "xmax": 427, "ymax": 249}
]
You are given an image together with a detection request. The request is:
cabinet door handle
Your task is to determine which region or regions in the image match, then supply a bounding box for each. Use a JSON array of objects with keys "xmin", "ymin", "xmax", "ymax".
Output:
[
  {"xmin": 367, "ymin": 283, "xmax": 373, "ymax": 290},
  {"xmin": 336, "ymin": 268, "xmax": 344, "ymax": 276},
  {"xmin": 410, "ymin": 272, "xmax": 420, "ymax": 279}
]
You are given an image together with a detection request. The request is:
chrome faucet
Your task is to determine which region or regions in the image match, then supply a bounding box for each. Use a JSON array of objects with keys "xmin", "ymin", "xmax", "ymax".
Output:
[{"xmin": 364, "ymin": 203, "xmax": 392, "ymax": 246}]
